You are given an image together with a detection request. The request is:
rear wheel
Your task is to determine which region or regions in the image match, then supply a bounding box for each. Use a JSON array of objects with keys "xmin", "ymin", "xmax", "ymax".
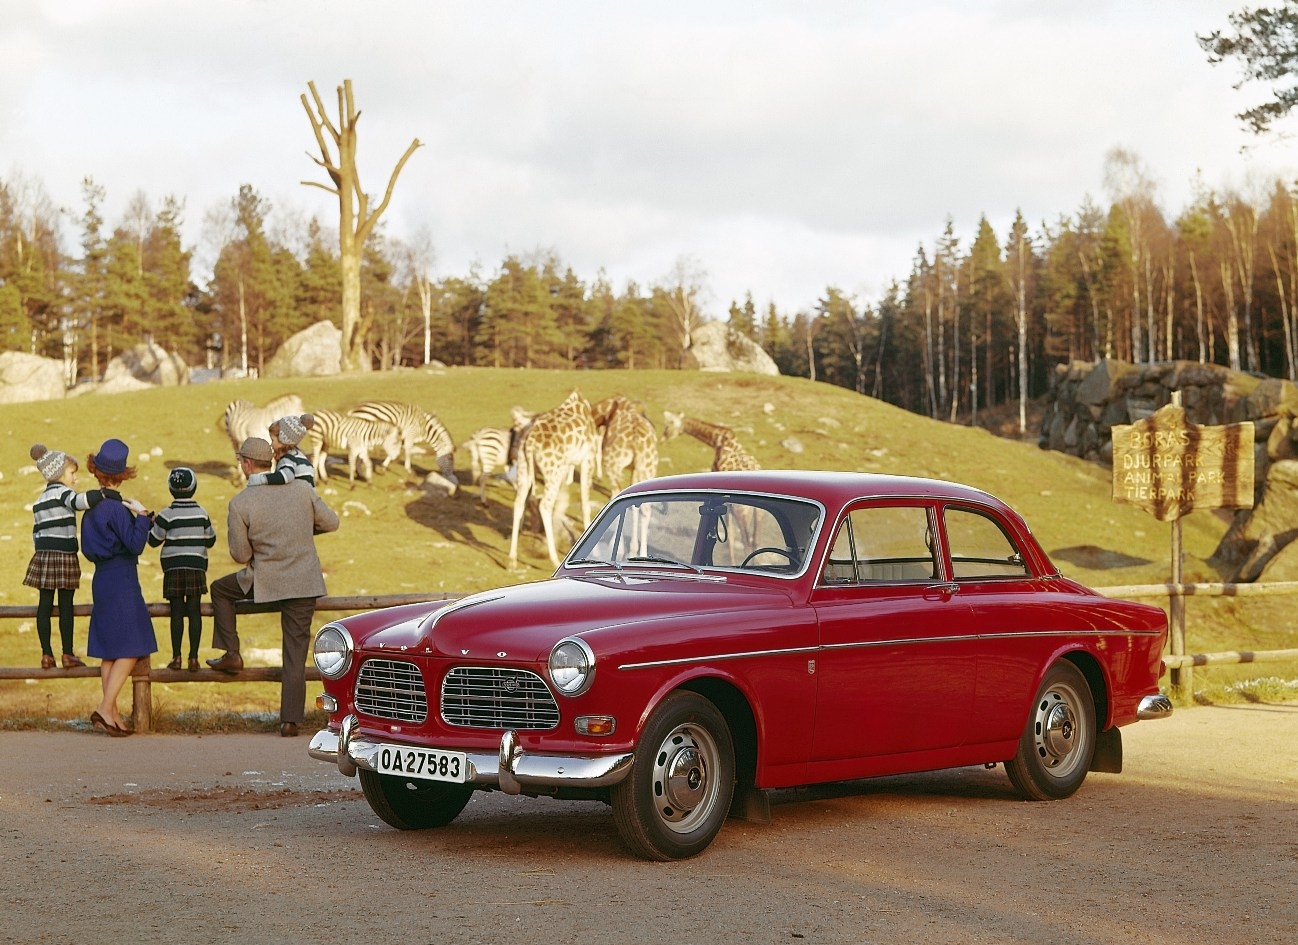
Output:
[
  {"xmin": 611, "ymin": 691, "xmax": 735, "ymax": 861},
  {"xmin": 359, "ymin": 769, "xmax": 473, "ymax": 830},
  {"xmin": 1006, "ymin": 661, "xmax": 1096, "ymax": 801}
]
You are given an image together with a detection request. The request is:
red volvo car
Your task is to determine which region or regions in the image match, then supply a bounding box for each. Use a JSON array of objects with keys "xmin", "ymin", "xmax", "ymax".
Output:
[{"xmin": 309, "ymin": 471, "xmax": 1171, "ymax": 860}]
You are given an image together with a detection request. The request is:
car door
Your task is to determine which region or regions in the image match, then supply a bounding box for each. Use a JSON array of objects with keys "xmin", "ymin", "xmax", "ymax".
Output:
[
  {"xmin": 939, "ymin": 503, "xmax": 1066, "ymax": 744},
  {"xmin": 809, "ymin": 500, "xmax": 978, "ymax": 763}
]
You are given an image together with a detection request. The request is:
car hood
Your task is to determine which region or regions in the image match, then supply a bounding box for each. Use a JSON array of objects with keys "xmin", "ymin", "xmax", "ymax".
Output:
[{"xmin": 359, "ymin": 573, "xmax": 796, "ymax": 662}]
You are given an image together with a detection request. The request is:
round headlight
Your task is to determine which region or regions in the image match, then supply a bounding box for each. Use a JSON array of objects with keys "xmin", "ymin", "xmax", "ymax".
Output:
[
  {"xmin": 549, "ymin": 637, "xmax": 595, "ymax": 696},
  {"xmin": 313, "ymin": 624, "xmax": 353, "ymax": 679}
]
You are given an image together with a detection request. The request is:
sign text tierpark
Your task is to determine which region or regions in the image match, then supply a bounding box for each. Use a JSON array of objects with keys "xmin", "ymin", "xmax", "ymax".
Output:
[{"xmin": 1111, "ymin": 405, "xmax": 1254, "ymax": 522}]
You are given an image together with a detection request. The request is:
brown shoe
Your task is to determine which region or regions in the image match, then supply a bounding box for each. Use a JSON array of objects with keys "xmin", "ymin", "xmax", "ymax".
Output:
[
  {"xmin": 41, "ymin": 654, "xmax": 56, "ymax": 670},
  {"xmin": 187, "ymin": 658, "xmax": 200, "ymax": 673},
  {"xmin": 166, "ymin": 656, "xmax": 182, "ymax": 670},
  {"xmin": 62, "ymin": 653, "xmax": 86, "ymax": 669},
  {"xmin": 279, "ymin": 722, "xmax": 299, "ymax": 738},
  {"xmin": 206, "ymin": 652, "xmax": 244, "ymax": 674}
]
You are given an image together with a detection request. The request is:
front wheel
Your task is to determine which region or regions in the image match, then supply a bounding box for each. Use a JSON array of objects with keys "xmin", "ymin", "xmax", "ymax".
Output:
[
  {"xmin": 1006, "ymin": 661, "xmax": 1096, "ymax": 801},
  {"xmin": 359, "ymin": 769, "xmax": 473, "ymax": 830},
  {"xmin": 611, "ymin": 691, "xmax": 735, "ymax": 861}
]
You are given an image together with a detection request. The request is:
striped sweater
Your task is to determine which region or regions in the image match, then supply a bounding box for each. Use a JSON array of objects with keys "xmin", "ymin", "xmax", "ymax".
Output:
[
  {"xmin": 147, "ymin": 499, "xmax": 217, "ymax": 572},
  {"xmin": 246, "ymin": 448, "xmax": 315, "ymax": 489},
  {"xmin": 31, "ymin": 483, "xmax": 101, "ymax": 553}
]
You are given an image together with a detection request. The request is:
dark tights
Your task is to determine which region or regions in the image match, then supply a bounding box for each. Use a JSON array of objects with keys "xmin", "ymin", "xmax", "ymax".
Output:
[
  {"xmin": 169, "ymin": 593, "xmax": 203, "ymax": 660},
  {"xmin": 36, "ymin": 588, "xmax": 76, "ymax": 657}
]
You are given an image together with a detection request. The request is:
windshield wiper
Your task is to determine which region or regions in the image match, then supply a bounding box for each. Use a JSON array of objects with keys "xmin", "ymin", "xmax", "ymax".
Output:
[
  {"xmin": 626, "ymin": 554, "xmax": 704, "ymax": 575},
  {"xmin": 568, "ymin": 557, "xmax": 624, "ymax": 572}
]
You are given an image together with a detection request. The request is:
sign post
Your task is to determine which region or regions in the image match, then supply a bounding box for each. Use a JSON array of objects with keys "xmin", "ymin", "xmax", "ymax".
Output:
[{"xmin": 1110, "ymin": 401, "xmax": 1255, "ymax": 697}]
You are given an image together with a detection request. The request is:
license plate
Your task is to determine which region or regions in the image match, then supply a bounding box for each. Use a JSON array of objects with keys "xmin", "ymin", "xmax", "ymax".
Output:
[{"xmin": 373, "ymin": 745, "xmax": 469, "ymax": 783}]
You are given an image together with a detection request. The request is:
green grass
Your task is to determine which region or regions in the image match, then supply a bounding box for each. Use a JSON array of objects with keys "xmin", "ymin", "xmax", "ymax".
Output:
[{"xmin": 1, "ymin": 366, "xmax": 1293, "ymax": 724}]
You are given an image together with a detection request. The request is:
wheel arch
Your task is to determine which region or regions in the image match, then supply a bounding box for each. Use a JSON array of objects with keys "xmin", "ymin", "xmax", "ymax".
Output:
[
  {"xmin": 1061, "ymin": 649, "xmax": 1110, "ymax": 731},
  {"xmin": 676, "ymin": 676, "xmax": 758, "ymax": 789}
]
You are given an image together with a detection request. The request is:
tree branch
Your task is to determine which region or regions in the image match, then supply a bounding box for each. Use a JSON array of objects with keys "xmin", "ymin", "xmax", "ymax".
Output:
[
  {"xmin": 301, "ymin": 180, "xmax": 340, "ymax": 196},
  {"xmin": 356, "ymin": 138, "xmax": 424, "ymax": 242}
]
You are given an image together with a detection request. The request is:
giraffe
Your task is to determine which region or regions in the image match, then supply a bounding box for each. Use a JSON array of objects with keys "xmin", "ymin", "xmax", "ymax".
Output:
[
  {"xmin": 591, "ymin": 395, "xmax": 659, "ymax": 494},
  {"xmin": 509, "ymin": 391, "xmax": 598, "ymax": 568},
  {"xmin": 661, "ymin": 410, "xmax": 761, "ymax": 472}
]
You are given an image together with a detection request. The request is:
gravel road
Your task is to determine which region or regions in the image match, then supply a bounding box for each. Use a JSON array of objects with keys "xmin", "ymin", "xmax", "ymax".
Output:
[{"xmin": 3, "ymin": 703, "xmax": 1295, "ymax": 945}]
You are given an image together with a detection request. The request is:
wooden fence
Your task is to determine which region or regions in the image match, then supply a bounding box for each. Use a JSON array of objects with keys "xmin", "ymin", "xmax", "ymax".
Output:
[
  {"xmin": 0, "ymin": 593, "xmax": 462, "ymax": 732},
  {"xmin": 4, "ymin": 582, "xmax": 1297, "ymax": 732}
]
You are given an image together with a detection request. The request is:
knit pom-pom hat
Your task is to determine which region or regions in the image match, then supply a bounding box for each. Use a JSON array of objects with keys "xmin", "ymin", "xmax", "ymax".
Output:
[
  {"xmin": 30, "ymin": 444, "xmax": 70, "ymax": 482},
  {"xmin": 271, "ymin": 413, "xmax": 315, "ymax": 447}
]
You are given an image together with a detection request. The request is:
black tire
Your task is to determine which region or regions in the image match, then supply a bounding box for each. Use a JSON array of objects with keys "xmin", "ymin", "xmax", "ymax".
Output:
[
  {"xmin": 1006, "ymin": 661, "xmax": 1096, "ymax": 801},
  {"xmin": 611, "ymin": 691, "xmax": 735, "ymax": 861},
  {"xmin": 359, "ymin": 769, "xmax": 473, "ymax": 830}
]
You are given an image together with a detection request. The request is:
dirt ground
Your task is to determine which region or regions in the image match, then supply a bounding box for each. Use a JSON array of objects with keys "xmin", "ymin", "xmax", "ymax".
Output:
[{"xmin": 3, "ymin": 704, "xmax": 1296, "ymax": 945}]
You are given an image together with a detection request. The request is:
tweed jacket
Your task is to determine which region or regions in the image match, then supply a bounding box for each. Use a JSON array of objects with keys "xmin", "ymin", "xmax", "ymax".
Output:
[{"xmin": 227, "ymin": 478, "xmax": 339, "ymax": 603}]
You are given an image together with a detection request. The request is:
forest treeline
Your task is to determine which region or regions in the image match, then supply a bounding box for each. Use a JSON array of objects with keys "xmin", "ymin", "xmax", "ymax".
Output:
[{"xmin": 3, "ymin": 148, "xmax": 1298, "ymax": 429}]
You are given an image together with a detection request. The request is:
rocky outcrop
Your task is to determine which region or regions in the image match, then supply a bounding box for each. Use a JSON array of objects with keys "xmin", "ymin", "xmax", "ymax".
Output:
[
  {"xmin": 265, "ymin": 321, "xmax": 341, "ymax": 378},
  {"xmin": 1047, "ymin": 358, "xmax": 1298, "ymax": 582},
  {"xmin": 0, "ymin": 352, "xmax": 66, "ymax": 403},
  {"xmin": 101, "ymin": 343, "xmax": 189, "ymax": 389},
  {"xmin": 682, "ymin": 322, "xmax": 779, "ymax": 376}
]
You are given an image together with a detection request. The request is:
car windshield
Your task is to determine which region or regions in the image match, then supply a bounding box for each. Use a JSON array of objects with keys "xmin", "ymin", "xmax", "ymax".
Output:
[{"xmin": 568, "ymin": 490, "xmax": 823, "ymax": 576}]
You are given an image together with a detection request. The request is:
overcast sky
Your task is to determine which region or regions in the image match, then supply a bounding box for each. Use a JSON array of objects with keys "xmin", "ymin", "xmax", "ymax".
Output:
[{"xmin": 3, "ymin": 0, "xmax": 1294, "ymax": 318}]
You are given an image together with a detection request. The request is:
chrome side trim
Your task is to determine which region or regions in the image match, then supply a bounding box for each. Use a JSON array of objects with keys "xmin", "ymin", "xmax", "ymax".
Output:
[
  {"xmin": 620, "ymin": 645, "xmax": 819, "ymax": 671},
  {"xmin": 308, "ymin": 718, "xmax": 635, "ymax": 791},
  {"xmin": 619, "ymin": 627, "xmax": 1164, "ymax": 671},
  {"xmin": 1137, "ymin": 693, "xmax": 1174, "ymax": 720}
]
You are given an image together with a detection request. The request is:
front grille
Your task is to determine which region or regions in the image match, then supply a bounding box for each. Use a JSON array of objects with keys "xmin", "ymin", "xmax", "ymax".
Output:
[
  {"xmin": 354, "ymin": 659, "xmax": 428, "ymax": 723},
  {"xmin": 441, "ymin": 666, "xmax": 560, "ymax": 730}
]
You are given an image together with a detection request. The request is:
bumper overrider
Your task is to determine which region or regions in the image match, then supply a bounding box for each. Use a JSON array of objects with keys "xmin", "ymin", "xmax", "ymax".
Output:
[
  {"xmin": 1137, "ymin": 693, "xmax": 1174, "ymax": 720},
  {"xmin": 309, "ymin": 713, "xmax": 635, "ymax": 794}
]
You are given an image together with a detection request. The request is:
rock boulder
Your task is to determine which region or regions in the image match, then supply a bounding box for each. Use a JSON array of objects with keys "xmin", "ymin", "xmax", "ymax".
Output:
[
  {"xmin": 681, "ymin": 321, "xmax": 779, "ymax": 375},
  {"xmin": 0, "ymin": 352, "xmax": 66, "ymax": 403},
  {"xmin": 266, "ymin": 321, "xmax": 342, "ymax": 378}
]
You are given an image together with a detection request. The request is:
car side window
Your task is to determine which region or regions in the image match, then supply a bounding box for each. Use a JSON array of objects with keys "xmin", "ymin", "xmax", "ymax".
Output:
[
  {"xmin": 944, "ymin": 507, "xmax": 1029, "ymax": 579},
  {"xmin": 822, "ymin": 505, "xmax": 935, "ymax": 584}
]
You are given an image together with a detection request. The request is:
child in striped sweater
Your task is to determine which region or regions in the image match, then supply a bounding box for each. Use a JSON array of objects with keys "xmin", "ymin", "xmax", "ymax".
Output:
[
  {"xmin": 147, "ymin": 468, "xmax": 217, "ymax": 671},
  {"xmin": 23, "ymin": 444, "xmax": 101, "ymax": 670},
  {"xmin": 247, "ymin": 413, "xmax": 317, "ymax": 488}
]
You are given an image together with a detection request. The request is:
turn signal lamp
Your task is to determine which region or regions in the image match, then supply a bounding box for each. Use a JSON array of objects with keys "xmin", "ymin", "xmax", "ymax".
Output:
[{"xmin": 575, "ymin": 715, "xmax": 616, "ymax": 736}]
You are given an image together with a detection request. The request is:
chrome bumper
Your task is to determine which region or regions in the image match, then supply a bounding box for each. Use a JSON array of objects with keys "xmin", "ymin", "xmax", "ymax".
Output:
[
  {"xmin": 308, "ymin": 713, "xmax": 634, "ymax": 795},
  {"xmin": 1137, "ymin": 693, "xmax": 1174, "ymax": 720}
]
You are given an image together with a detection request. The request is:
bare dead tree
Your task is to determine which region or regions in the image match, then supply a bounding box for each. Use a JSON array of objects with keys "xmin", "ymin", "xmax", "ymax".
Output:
[{"xmin": 301, "ymin": 79, "xmax": 421, "ymax": 372}]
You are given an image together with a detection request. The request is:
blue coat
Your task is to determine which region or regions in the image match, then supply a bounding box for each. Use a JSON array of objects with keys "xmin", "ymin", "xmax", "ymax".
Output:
[{"xmin": 82, "ymin": 491, "xmax": 157, "ymax": 660}]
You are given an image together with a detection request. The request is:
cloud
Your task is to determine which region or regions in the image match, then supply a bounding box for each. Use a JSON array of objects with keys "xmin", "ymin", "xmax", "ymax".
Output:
[{"xmin": 3, "ymin": 0, "xmax": 1290, "ymax": 317}]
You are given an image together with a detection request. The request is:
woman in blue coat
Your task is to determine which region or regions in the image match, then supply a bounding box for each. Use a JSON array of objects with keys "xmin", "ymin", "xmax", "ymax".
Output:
[{"xmin": 81, "ymin": 438, "xmax": 156, "ymax": 736}]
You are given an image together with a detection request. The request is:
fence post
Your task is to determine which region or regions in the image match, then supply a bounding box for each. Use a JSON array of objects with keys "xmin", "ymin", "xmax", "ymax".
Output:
[
  {"xmin": 131, "ymin": 656, "xmax": 153, "ymax": 734},
  {"xmin": 1169, "ymin": 519, "xmax": 1190, "ymax": 698}
]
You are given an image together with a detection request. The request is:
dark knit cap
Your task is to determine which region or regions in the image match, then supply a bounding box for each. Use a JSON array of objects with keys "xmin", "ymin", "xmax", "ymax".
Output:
[{"xmin": 168, "ymin": 467, "xmax": 197, "ymax": 499}]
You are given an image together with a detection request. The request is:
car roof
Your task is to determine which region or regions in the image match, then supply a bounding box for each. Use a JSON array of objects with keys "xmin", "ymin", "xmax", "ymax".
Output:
[{"xmin": 620, "ymin": 469, "xmax": 1015, "ymax": 514}]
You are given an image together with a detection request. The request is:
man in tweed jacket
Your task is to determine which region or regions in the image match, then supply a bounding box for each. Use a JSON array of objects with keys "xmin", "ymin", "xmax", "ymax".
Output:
[{"xmin": 207, "ymin": 437, "xmax": 340, "ymax": 736}]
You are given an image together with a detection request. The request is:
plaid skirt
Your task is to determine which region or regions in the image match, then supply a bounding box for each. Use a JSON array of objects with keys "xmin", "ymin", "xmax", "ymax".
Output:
[
  {"xmin": 23, "ymin": 550, "xmax": 81, "ymax": 590},
  {"xmin": 163, "ymin": 568, "xmax": 209, "ymax": 599}
]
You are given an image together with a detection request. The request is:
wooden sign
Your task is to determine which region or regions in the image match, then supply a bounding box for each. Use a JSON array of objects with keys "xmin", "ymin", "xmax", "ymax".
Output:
[{"xmin": 1111, "ymin": 405, "xmax": 1254, "ymax": 521}]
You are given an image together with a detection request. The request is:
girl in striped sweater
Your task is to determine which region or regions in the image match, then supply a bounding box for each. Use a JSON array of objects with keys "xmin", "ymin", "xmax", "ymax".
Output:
[
  {"xmin": 148, "ymin": 467, "xmax": 217, "ymax": 671},
  {"xmin": 247, "ymin": 413, "xmax": 317, "ymax": 488},
  {"xmin": 23, "ymin": 444, "xmax": 101, "ymax": 670}
]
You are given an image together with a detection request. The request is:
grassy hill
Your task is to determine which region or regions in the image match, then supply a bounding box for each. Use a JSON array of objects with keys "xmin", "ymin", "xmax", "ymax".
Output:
[{"xmin": 1, "ymin": 366, "xmax": 1292, "ymax": 723}]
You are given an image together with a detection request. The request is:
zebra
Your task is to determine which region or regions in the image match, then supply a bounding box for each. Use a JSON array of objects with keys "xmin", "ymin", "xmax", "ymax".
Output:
[
  {"xmin": 219, "ymin": 393, "xmax": 303, "ymax": 480},
  {"xmin": 306, "ymin": 408, "xmax": 403, "ymax": 483},
  {"xmin": 459, "ymin": 427, "xmax": 512, "ymax": 500},
  {"xmin": 346, "ymin": 400, "xmax": 459, "ymax": 490}
]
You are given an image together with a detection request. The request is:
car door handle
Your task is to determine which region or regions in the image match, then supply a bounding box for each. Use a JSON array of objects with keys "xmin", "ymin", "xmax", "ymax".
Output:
[{"xmin": 924, "ymin": 582, "xmax": 960, "ymax": 599}]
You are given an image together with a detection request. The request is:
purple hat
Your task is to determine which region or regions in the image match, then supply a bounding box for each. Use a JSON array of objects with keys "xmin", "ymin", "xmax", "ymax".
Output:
[{"xmin": 92, "ymin": 438, "xmax": 130, "ymax": 475}]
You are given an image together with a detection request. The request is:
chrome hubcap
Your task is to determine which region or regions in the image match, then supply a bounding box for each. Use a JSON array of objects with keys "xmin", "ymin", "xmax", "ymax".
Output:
[
  {"xmin": 1039, "ymin": 699, "xmax": 1076, "ymax": 765},
  {"xmin": 651, "ymin": 725, "xmax": 717, "ymax": 832}
]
